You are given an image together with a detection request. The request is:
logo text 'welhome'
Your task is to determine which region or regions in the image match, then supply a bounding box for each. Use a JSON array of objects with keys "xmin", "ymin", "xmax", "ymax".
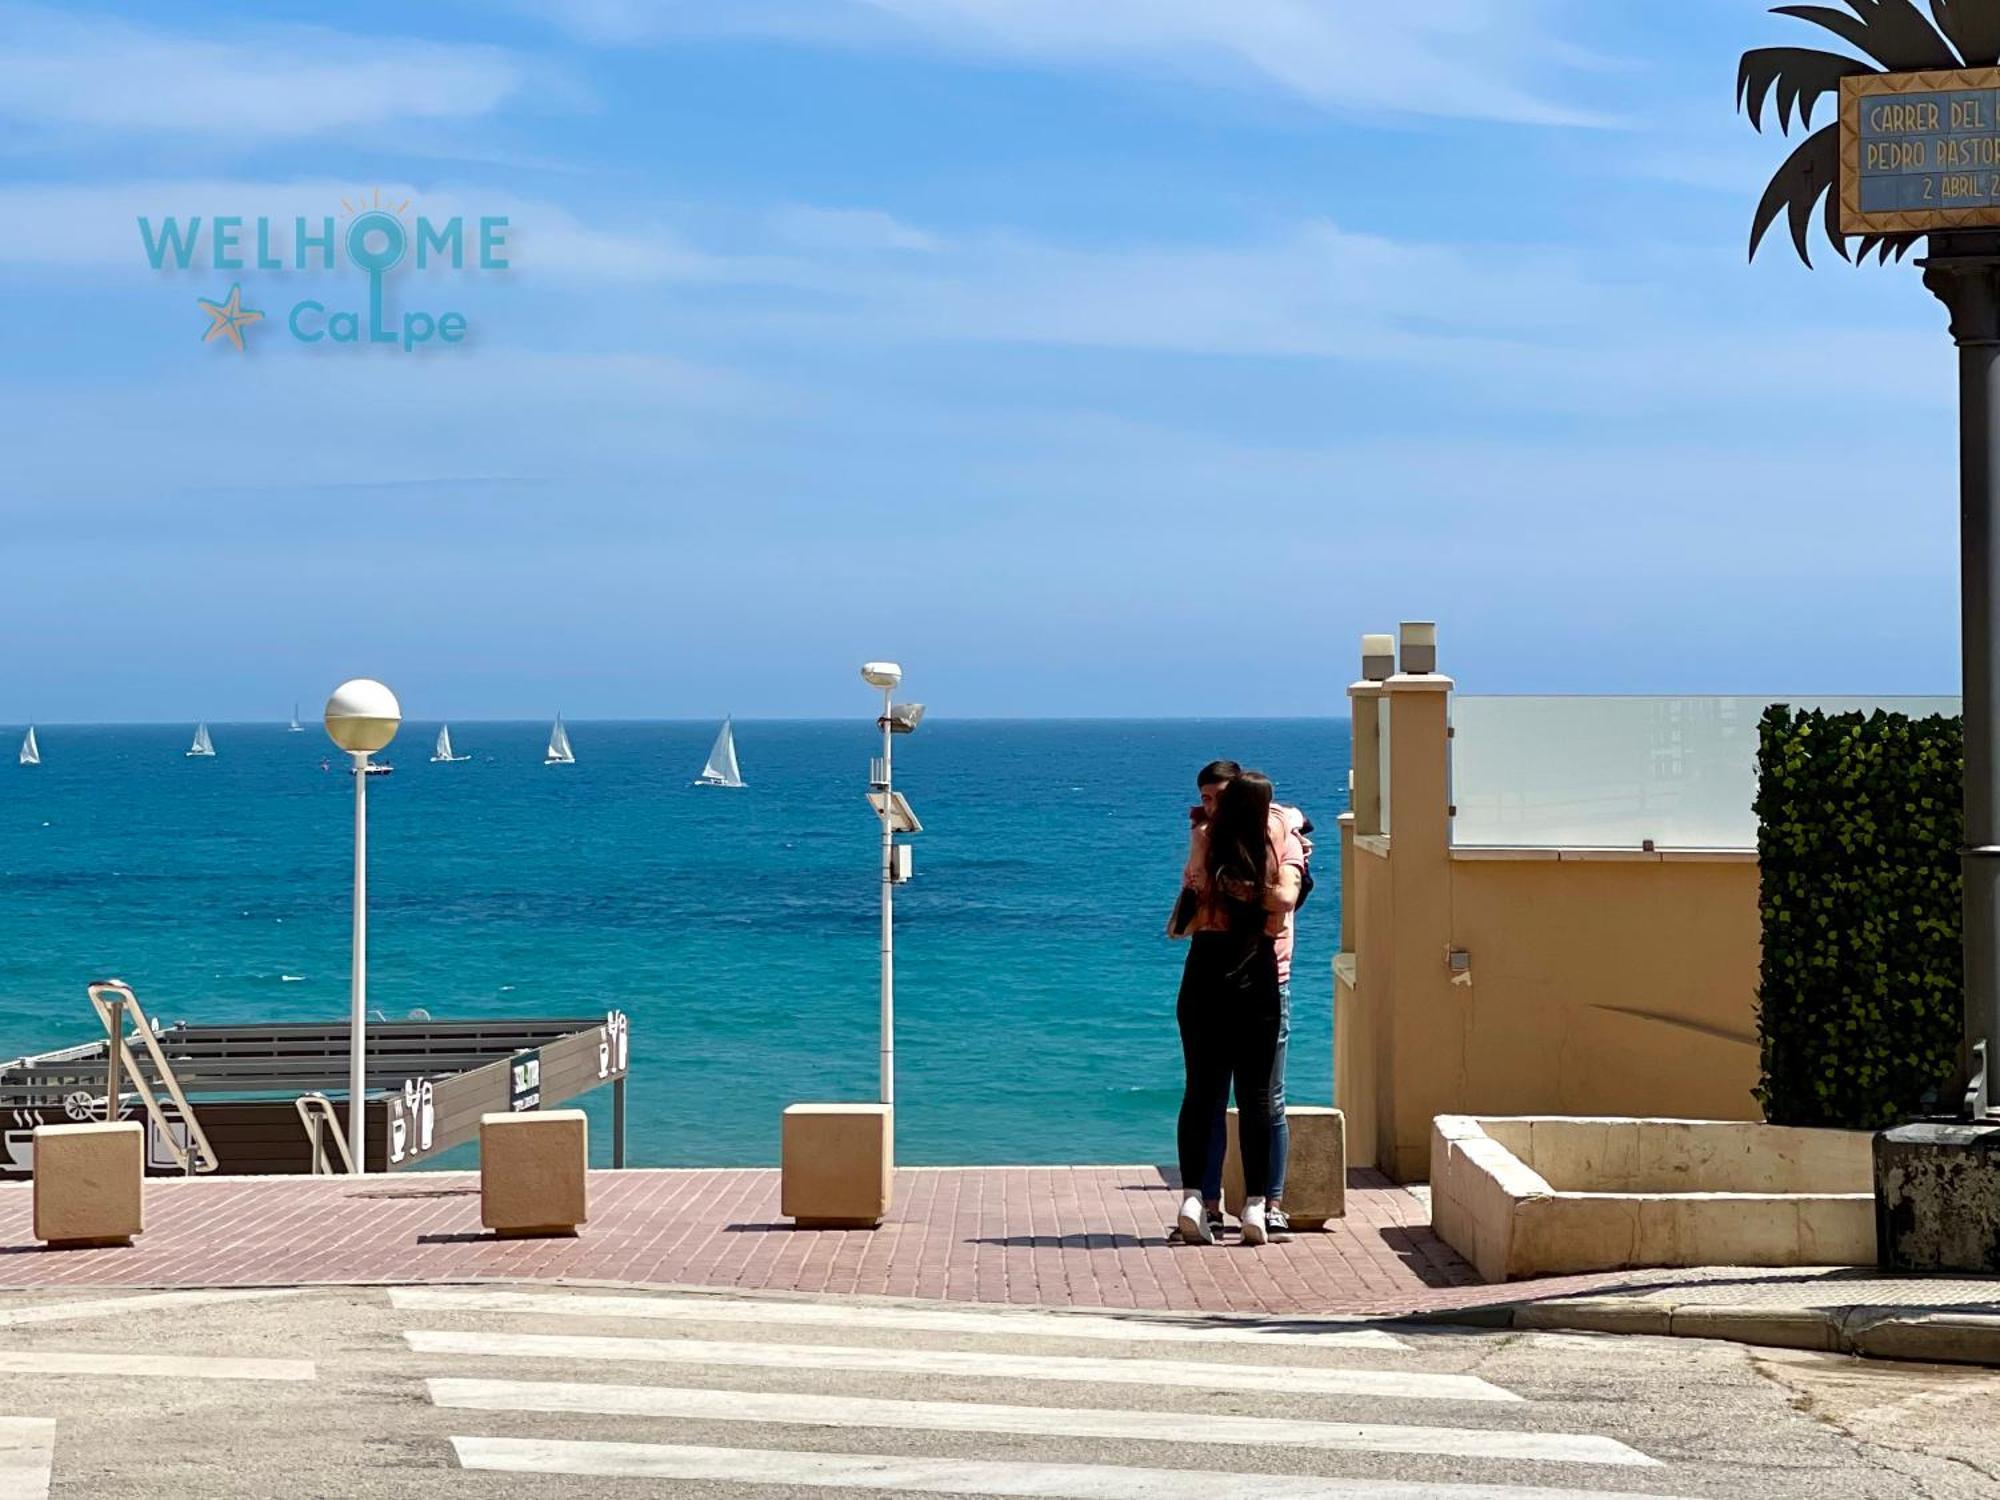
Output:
[{"xmin": 139, "ymin": 199, "xmax": 507, "ymax": 353}]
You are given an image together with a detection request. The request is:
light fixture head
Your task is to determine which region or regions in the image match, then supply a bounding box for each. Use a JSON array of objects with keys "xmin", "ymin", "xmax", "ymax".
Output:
[
  {"xmin": 324, "ymin": 678, "xmax": 402, "ymax": 754},
  {"xmin": 885, "ymin": 702, "xmax": 925, "ymax": 734},
  {"xmin": 1361, "ymin": 633, "xmax": 1395, "ymax": 683},
  {"xmin": 1399, "ymin": 621, "xmax": 1438, "ymax": 675},
  {"xmin": 861, "ymin": 661, "xmax": 903, "ymax": 690}
]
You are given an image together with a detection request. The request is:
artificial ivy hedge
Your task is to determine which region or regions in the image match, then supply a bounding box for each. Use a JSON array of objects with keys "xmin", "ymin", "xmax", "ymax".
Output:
[{"xmin": 1755, "ymin": 705, "xmax": 1961, "ymax": 1130}]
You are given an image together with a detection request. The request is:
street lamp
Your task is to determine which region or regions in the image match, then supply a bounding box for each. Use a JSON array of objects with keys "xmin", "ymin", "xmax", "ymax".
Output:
[
  {"xmin": 324, "ymin": 678, "xmax": 400, "ymax": 1173},
  {"xmin": 862, "ymin": 662, "xmax": 922, "ymax": 1107}
]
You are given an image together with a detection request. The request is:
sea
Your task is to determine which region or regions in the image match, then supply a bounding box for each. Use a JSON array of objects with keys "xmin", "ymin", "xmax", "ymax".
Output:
[{"xmin": 0, "ymin": 720, "xmax": 1350, "ymax": 1168}]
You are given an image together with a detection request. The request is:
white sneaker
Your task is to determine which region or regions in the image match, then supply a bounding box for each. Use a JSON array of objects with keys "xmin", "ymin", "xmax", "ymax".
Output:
[
  {"xmin": 1240, "ymin": 1197, "xmax": 1268, "ymax": 1246},
  {"xmin": 1175, "ymin": 1194, "xmax": 1213, "ymax": 1245}
]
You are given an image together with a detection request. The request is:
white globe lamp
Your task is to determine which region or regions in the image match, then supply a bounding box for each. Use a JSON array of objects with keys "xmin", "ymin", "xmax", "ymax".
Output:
[
  {"xmin": 324, "ymin": 678, "xmax": 402, "ymax": 755},
  {"xmin": 324, "ymin": 676, "xmax": 400, "ymax": 1175}
]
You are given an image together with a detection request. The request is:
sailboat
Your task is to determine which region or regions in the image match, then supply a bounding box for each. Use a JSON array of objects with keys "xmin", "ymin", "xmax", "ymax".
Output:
[
  {"xmin": 544, "ymin": 715, "xmax": 575, "ymax": 766},
  {"xmin": 186, "ymin": 723, "xmax": 215, "ymax": 758},
  {"xmin": 18, "ymin": 727, "xmax": 39, "ymax": 767},
  {"xmin": 693, "ymin": 717, "xmax": 745, "ymax": 788},
  {"xmin": 432, "ymin": 725, "xmax": 470, "ymax": 763},
  {"xmin": 288, "ymin": 702, "xmax": 304, "ymax": 733}
]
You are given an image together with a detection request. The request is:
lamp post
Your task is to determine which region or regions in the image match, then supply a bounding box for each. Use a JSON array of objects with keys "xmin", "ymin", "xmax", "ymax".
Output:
[
  {"xmin": 861, "ymin": 663, "xmax": 924, "ymax": 1108},
  {"xmin": 324, "ymin": 678, "xmax": 401, "ymax": 1173}
]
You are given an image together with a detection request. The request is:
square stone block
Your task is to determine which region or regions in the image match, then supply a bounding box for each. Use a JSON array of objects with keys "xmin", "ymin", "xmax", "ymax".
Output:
[
  {"xmin": 782, "ymin": 1104, "xmax": 891, "ymax": 1229},
  {"xmin": 33, "ymin": 1122, "xmax": 143, "ymax": 1249},
  {"xmin": 1222, "ymin": 1107, "xmax": 1346, "ymax": 1227},
  {"xmin": 480, "ymin": 1110, "xmax": 588, "ymax": 1239},
  {"xmin": 1875, "ymin": 1122, "xmax": 2000, "ymax": 1273}
]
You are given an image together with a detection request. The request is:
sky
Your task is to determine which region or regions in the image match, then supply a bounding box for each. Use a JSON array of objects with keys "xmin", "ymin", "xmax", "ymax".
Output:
[{"xmin": 0, "ymin": 0, "xmax": 1969, "ymax": 720}]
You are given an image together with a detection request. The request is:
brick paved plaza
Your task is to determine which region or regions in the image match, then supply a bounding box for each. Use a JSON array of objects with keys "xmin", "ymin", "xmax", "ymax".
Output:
[{"xmin": 0, "ymin": 1165, "xmax": 1633, "ymax": 1316}]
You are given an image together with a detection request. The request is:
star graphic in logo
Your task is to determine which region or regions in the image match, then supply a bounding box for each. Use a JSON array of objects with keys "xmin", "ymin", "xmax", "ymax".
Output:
[{"xmin": 196, "ymin": 283, "xmax": 264, "ymax": 351}]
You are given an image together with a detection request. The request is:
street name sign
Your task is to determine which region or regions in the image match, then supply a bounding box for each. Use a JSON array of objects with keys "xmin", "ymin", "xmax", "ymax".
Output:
[{"xmin": 1842, "ymin": 68, "xmax": 2000, "ymax": 233}]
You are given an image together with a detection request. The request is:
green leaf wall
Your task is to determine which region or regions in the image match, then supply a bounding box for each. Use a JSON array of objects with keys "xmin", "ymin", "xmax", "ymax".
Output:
[{"xmin": 1755, "ymin": 706, "xmax": 1962, "ymax": 1129}]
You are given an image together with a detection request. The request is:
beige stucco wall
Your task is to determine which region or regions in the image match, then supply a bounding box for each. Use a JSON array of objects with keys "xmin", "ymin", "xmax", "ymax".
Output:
[
  {"xmin": 1448, "ymin": 857, "xmax": 1761, "ymax": 1119},
  {"xmin": 1336, "ymin": 662, "xmax": 1764, "ymax": 1182}
]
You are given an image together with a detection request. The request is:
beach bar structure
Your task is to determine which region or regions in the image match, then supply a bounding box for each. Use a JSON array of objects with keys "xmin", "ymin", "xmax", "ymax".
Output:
[{"xmin": 0, "ymin": 1011, "xmax": 630, "ymax": 1178}]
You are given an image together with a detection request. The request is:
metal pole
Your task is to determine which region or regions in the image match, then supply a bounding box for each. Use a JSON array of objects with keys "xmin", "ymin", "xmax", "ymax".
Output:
[
  {"xmin": 350, "ymin": 749, "xmax": 369, "ymax": 1170},
  {"xmin": 880, "ymin": 683, "xmax": 895, "ymax": 1109},
  {"xmin": 103, "ymin": 993, "xmax": 121, "ymax": 1126},
  {"xmin": 1924, "ymin": 236, "xmax": 2000, "ymax": 1119},
  {"xmin": 612, "ymin": 1076, "xmax": 627, "ymax": 1169}
]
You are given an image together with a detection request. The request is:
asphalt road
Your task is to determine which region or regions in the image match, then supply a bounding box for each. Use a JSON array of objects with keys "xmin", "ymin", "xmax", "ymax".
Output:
[{"xmin": 0, "ymin": 1283, "xmax": 1995, "ymax": 1498}]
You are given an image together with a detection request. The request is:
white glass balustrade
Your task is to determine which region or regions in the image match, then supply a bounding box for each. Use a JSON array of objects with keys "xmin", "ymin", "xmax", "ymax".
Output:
[{"xmin": 1450, "ymin": 695, "xmax": 1960, "ymax": 851}]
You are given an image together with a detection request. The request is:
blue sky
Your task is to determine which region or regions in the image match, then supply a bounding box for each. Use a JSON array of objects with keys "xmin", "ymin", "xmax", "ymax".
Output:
[{"xmin": 0, "ymin": 0, "xmax": 1966, "ymax": 720}]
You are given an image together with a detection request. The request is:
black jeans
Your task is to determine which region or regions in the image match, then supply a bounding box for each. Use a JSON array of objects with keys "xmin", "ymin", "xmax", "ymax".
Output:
[{"xmin": 1176, "ymin": 933, "xmax": 1282, "ymax": 1201}]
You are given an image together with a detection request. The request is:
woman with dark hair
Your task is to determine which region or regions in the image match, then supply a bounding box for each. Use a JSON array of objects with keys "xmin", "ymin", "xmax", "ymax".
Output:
[{"xmin": 1172, "ymin": 769, "xmax": 1303, "ymax": 1246}]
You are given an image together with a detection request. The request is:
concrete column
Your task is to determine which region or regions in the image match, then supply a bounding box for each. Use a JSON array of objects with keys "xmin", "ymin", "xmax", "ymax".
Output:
[
  {"xmin": 1383, "ymin": 669, "xmax": 1458, "ymax": 1182},
  {"xmin": 1336, "ymin": 811, "xmax": 1355, "ymax": 954},
  {"xmin": 1349, "ymin": 685, "xmax": 1384, "ymax": 836}
]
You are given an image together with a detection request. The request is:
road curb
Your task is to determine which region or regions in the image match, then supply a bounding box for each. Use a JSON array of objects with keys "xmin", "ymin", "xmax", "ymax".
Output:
[{"xmin": 1402, "ymin": 1297, "xmax": 2000, "ymax": 1366}]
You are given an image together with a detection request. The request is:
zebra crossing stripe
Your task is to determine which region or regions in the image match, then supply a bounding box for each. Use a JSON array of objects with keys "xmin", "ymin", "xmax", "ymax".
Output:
[
  {"xmin": 451, "ymin": 1436, "xmax": 1694, "ymax": 1499},
  {"xmin": 0, "ymin": 1290, "xmax": 299, "ymax": 1329},
  {"xmin": 427, "ymin": 1377, "xmax": 1659, "ymax": 1466},
  {"xmin": 404, "ymin": 1330, "xmax": 1517, "ymax": 1403},
  {"xmin": 0, "ymin": 1417, "xmax": 54, "ymax": 1500},
  {"xmin": 0, "ymin": 1351, "xmax": 314, "ymax": 1383},
  {"xmin": 388, "ymin": 1288, "xmax": 1406, "ymax": 1350}
]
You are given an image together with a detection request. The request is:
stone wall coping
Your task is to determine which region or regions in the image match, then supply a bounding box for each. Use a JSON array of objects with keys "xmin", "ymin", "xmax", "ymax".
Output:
[
  {"xmin": 1355, "ymin": 834, "xmax": 1391, "ymax": 859},
  {"xmin": 1384, "ymin": 673, "xmax": 1454, "ymax": 694},
  {"xmin": 1448, "ymin": 846, "xmax": 1757, "ymax": 864}
]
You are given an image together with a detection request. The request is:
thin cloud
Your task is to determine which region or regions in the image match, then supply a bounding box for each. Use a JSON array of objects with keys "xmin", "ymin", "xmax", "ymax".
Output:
[
  {"xmin": 0, "ymin": 4, "xmax": 528, "ymax": 136},
  {"xmin": 511, "ymin": 0, "xmax": 1615, "ymax": 128}
]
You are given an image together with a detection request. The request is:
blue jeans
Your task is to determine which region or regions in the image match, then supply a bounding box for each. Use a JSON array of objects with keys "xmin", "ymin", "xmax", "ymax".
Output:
[{"xmin": 1202, "ymin": 980, "xmax": 1289, "ymax": 1204}]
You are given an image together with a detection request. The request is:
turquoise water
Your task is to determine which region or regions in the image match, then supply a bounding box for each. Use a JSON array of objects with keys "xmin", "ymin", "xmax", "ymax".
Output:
[{"xmin": 0, "ymin": 720, "xmax": 1348, "ymax": 1166}]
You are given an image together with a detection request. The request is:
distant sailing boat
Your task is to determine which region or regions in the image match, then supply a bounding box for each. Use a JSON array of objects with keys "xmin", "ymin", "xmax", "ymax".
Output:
[
  {"xmin": 186, "ymin": 723, "xmax": 215, "ymax": 758},
  {"xmin": 432, "ymin": 725, "xmax": 470, "ymax": 763},
  {"xmin": 18, "ymin": 727, "xmax": 39, "ymax": 767},
  {"xmin": 693, "ymin": 717, "xmax": 745, "ymax": 788},
  {"xmin": 544, "ymin": 715, "xmax": 575, "ymax": 766},
  {"xmin": 288, "ymin": 702, "xmax": 304, "ymax": 733}
]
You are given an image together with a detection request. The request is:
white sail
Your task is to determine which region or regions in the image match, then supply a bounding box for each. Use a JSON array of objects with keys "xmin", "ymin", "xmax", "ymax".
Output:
[
  {"xmin": 433, "ymin": 726, "xmax": 459, "ymax": 762},
  {"xmin": 288, "ymin": 702, "xmax": 303, "ymax": 733},
  {"xmin": 695, "ymin": 718, "xmax": 745, "ymax": 788},
  {"xmin": 18, "ymin": 727, "xmax": 38, "ymax": 766},
  {"xmin": 187, "ymin": 723, "xmax": 214, "ymax": 757},
  {"xmin": 545, "ymin": 716, "xmax": 574, "ymax": 765}
]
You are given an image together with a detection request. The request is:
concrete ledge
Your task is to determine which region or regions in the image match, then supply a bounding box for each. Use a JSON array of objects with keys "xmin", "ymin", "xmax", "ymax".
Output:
[
  {"xmin": 1413, "ymin": 1298, "xmax": 2000, "ymax": 1368},
  {"xmin": 1430, "ymin": 1115, "xmax": 1875, "ymax": 1281},
  {"xmin": 480, "ymin": 1110, "xmax": 588, "ymax": 1239},
  {"xmin": 782, "ymin": 1104, "xmax": 891, "ymax": 1229},
  {"xmin": 33, "ymin": 1123, "xmax": 143, "ymax": 1249},
  {"xmin": 1509, "ymin": 1297, "xmax": 1670, "ymax": 1337}
]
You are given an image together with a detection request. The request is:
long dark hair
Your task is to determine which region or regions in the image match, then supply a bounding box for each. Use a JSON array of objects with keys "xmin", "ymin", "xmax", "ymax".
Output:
[{"xmin": 1205, "ymin": 770, "xmax": 1273, "ymax": 927}]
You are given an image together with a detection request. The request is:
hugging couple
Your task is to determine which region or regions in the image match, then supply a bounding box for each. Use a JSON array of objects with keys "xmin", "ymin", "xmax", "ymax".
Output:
[{"xmin": 1167, "ymin": 759, "xmax": 1310, "ymax": 1247}]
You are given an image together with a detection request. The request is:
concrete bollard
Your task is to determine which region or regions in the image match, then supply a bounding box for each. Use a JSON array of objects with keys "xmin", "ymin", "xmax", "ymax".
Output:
[
  {"xmin": 1223, "ymin": 1106, "xmax": 1347, "ymax": 1228},
  {"xmin": 782, "ymin": 1104, "xmax": 891, "ymax": 1228},
  {"xmin": 33, "ymin": 1122, "xmax": 144, "ymax": 1249},
  {"xmin": 480, "ymin": 1110, "xmax": 588, "ymax": 1238}
]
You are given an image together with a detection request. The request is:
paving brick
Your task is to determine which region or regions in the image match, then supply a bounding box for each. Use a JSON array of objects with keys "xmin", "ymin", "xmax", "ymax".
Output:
[{"xmin": 0, "ymin": 1164, "xmax": 1647, "ymax": 1316}]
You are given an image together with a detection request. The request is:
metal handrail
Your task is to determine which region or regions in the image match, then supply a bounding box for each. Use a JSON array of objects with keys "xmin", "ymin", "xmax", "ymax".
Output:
[
  {"xmin": 86, "ymin": 979, "xmax": 221, "ymax": 1175},
  {"xmin": 292, "ymin": 1092, "xmax": 355, "ymax": 1175}
]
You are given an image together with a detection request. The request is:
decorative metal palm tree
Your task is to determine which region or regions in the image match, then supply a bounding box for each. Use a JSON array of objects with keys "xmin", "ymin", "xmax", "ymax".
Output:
[
  {"xmin": 1742, "ymin": 0, "xmax": 2000, "ymax": 1118},
  {"xmin": 1740, "ymin": 1, "xmax": 2000, "ymax": 265}
]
